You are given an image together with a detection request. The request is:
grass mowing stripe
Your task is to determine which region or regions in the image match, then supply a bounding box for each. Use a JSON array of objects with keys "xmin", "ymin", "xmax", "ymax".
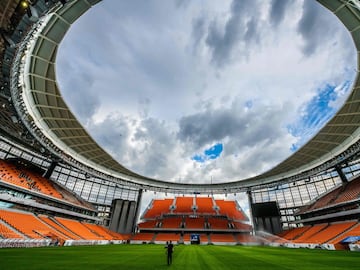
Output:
[{"xmin": 0, "ymin": 245, "xmax": 359, "ymax": 270}]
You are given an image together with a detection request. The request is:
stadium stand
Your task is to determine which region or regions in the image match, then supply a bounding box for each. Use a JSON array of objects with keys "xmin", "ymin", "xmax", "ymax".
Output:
[
  {"xmin": 38, "ymin": 215, "xmax": 80, "ymax": 240},
  {"xmin": 232, "ymin": 221, "xmax": 252, "ymax": 231},
  {"xmin": 0, "ymin": 159, "xmax": 94, "ymax": 209},
  {"xmin": 184, "ymin": 217, "xmax": 206, "ymax": 229},
  {"xmin": 208, "ymin": 218, "xmax": 229, "ymax": 230},
  {"xmin": 82, "ymin": 222, "xmax": 124, "ymax": 240},
  {"xmin": 131, "ymin": 233, "xmax": 155, "ymax": 242},
  {"xmin": 293, "ymin": 224, "xmax": 328, "ymax": 243},
  {"xmin": 215, "ymin": 200, "xmax": 247, "ymax": 221},
  {"xmin": 0, "ymin": 209, "xmax": 65, "ymax": 239},
  {"xmin": 173, "ymin": 197, "xmax": 194, "ymax": 214},
  {"xmin": 142, "ymin": 199, "xmax": 173, "ymax": 219},
  {"xmin": 0, "ymin": 221, "xmax": 23, "ymax": 239},
  {"xmin": 137, "ymin": 220, "xmax": 158, "ymax": 229},
  {"xmin": 280, "ymin": 226, "xmax": 312, "ymax": 241},
  {"xmin": 330, "ymin": 223, "xmax": 360, "ymax": 246},
  {"xmin": 55, "ymin": 217, "xmax": 104, "ymax": 240},
  {"xmin": 1, "ymin": 0, "xmax": 360, "ymax": 252},
  {"xmin": 210, "ymin": 233, "xmax": 237, "ymax": 243},
  {"xmin": 299, "ymin": 176, "xmax": 360, "ymax": 214},
  {"xmin": 135, "ymin": 196, "xmax": 253, "ymax": 244},
  {"xmin": 301, "ymin": 221, "xmax": 357, "ymax": 244},
  {"xmin": 161, "ymin": 217, "xmax": 183, "ymax": 229},
  {"xmin": 154, "ymin": 233, "xmax": 181, "ymax": 242},
  {"xmin": 195, "ymin": 197, "xmax": 216, "ymax": 214}
]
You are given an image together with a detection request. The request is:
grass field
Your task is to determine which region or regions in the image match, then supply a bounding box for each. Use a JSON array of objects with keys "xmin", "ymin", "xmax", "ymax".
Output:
[{"xmin": 0, "ymin": 244, "xmax": 359, "ymax": 270}]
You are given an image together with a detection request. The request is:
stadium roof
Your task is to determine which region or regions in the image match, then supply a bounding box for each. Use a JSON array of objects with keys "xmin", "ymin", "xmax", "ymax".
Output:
[{"xmin": 8, "ymin": 0, "xmax": 360, "ymax": 193}]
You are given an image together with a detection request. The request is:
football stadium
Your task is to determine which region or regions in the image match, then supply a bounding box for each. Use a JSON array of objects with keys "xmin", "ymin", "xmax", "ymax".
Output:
[{"xmin": 0, "ymin": 0, "xmax": 360, "ymax": 269}]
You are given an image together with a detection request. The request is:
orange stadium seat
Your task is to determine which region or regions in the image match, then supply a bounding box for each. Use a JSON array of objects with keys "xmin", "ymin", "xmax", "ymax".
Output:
[
  {"xmin": 293, "ymin": 224, "xmax": 328, "ymax": 243},
  {"xmin": 333, "ymin": 179, "xmax": 360, "ymax": 204},
  {"xmin": 0, "ymin": 222, "xmax": 23, "ymax": 239},
  {"xmin": 195, "ymin": 197, "xmax": 216, "ymax": 214},
  {"xmin": 330, "ymin": 223, "xmax": 360, "ymax": 245},
  {"xmin": 302, "ymin": 221, "xmax": 357, "ymax": 244},
  {"xmin": 215, "ymin": 200, "xmax": 246, "ymax": 221},
  {"xmin": 173, "ymin": 197, "xmax": 194, "ymax": 214},
  {"xmin": 161, "ymin": 217, "xmax": 183, "ymax": 228},
  {"xmin": 232, "ymin": 222, "xmax": 252, "ymax": 231},
  {"xmin": 210, "ymin": 233, "xmax": 237, "ymax": 243},
  {"xmin": 82, "ymin": 222, "xmax": 124, "ymax": 240},
  {"xmin": 131, "ymin": 233, "xmax": 155, "ymax": 241},
  {"xmin": 208, "ymin": 218, "xmax": 229, "ymax": 229},
  {"xmin": 143, "ymin": 199, "xmax": 173, "ymax": 219},
  {"xmin": 184, "ymin": 217, "xmax": 206, "ymax": 229},
  {"xmin": 38, "ymin": 215, "xmax": 80, "ymax": 240},
  {"xmin": 279, "ymin": 225, "xmax": 311, "ymax": 240},
  {"xmin": 55, "ymin": 217, "xmax": 104, "ymax": 240},
  {"xmin": 154, "ymin": 233, "xmax": 181, "ymax": 242},
  {"xmin": 0, "ymin": 209, "xmax": 67, "ymax": 240},
  {"xmin": 138, "ymin": 220, "xmax": 158, "ymax": 229}
]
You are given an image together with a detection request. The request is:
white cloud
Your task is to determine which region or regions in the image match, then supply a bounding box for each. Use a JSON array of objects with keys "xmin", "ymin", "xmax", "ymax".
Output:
[{"xmin": 57, "ymin": 0, "xmax": 356, "ymax": 186}]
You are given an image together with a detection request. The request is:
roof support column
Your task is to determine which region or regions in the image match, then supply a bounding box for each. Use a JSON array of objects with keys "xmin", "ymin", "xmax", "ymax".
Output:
[
  {"xmin": 132, "ymin": 188, "xmax": 143, "ymax": 233},
  {"xmin": 335, "ymin": 164, "xmax": 348, "ymax": 183}
]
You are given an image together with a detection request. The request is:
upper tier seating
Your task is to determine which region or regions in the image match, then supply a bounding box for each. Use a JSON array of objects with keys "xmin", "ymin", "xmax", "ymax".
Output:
[
  {"xmin": 0, "ymin": 159, "xmax": 93, "ymax": 209},
  {"xmin": 0, "ymin": 159, "xmax": 62, "ymax": 199},
  {"xmin": 215, "ymin": 200, "xmax": 246, "ymax": 221},
  {"xmin": 300, "ymin": 177, "xmax": 360, "ymax": 213},
  {"xmin": 195, "ymin": 197, "xmax": 216, "ymax": 214},
  {"xmin": 333, "ymin": 179, "xmax": 360, "ymax": 204},
  {"xmin": 143, "ymin": 199, "xmax": 173, "ymax": 219},
  {"xmin": 173, "ymin": 197, "xmax": 194, "ymax": 214}
]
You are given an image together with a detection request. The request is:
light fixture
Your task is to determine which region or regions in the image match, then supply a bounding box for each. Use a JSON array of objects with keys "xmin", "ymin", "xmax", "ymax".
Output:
[{"xmin": 20, "ymin": 1, "xmax": 29, "ymax": 9}]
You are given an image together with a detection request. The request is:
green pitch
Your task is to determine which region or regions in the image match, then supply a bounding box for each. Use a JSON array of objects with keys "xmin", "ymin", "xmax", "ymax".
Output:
[{"xmin": 0, "ymin": 244, "xmax": 359, "ymax": 270}]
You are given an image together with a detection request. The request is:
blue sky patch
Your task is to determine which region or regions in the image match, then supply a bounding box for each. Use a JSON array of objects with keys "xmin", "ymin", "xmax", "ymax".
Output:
[
  {"xmin": 288, "ymin": 81, "xmax": 351, "ymax": 151},
  {"xmin": 192, "ymin": 143, "xmax": 223, "ymax": 163}
]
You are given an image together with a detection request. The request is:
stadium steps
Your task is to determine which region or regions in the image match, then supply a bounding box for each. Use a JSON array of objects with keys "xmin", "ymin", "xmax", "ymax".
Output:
[
  {"xmin": 292, "ymin": 224, "xmax": 328, "ymax": 242},
  {"xmin": 279, "ymin": 226, "xmax": 312, "ymax": 240},
  {"xmin": 39, "ymin": 216, "xmax": 81, "ymax": 240},
  {"xmin": 49, "ymin": 217, "xmax": 84, "ymax": 240},
  {"xmin": 170, "ymin": 197, "xmax": 176, "ymax": 214},
  {"xmin": 328, "ymin": 221, "xmax": 360, "ymax": 245},
  {"xmin": 211, "ymin": 197, "xmax": 220, "ymax": 215}
]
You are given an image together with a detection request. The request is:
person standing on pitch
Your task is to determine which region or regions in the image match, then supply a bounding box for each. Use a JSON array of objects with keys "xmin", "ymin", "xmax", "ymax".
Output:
[{"xmin": 166, "ymin": 240, "xmax": 174, "ymax": 265}]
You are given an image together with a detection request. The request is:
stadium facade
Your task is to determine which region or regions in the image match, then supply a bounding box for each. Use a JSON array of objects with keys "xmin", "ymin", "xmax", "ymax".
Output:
[{"xmin": 1, "ymin": 0, "xmax": 360, "ymax": 243}]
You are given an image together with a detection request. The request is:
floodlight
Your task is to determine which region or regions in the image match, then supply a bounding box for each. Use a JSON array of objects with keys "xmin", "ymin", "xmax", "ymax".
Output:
[{"xmin": 20, "ymin": 1, "xmax": 29, "ymax": 9}]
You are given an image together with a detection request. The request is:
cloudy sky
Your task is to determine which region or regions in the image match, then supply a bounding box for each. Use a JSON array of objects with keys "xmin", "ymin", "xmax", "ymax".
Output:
[{"xmin": 56, "ymin": 0, "xmax": 356, "ymax": 214}]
